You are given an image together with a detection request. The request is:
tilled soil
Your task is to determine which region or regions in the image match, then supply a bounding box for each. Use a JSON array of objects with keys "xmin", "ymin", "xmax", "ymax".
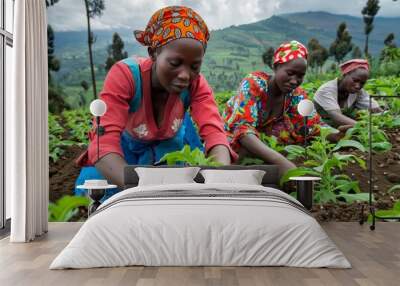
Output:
[
  {"xmin": 49, "ymin": 130, "xmax": 400, "ymax": 222},
  {"xmin": 311, "ymin": 129, "xmax": 400, "ymax": 222}
]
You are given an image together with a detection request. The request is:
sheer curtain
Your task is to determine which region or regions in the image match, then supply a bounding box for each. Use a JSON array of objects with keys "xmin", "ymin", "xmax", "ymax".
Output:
[{"xmin": 7, "ymin": 0, "xmax": 48, "ymax": 242}]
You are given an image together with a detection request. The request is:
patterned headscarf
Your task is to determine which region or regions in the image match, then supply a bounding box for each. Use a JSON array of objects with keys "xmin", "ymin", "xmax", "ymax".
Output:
[
  {"xmin": 273, "ymin": 40, "xmax": 308, "ymax": 65},
  {"xmin": 340, "ymin": 59, "xmax": 369, "ymax": 75},
  {"xmin": 134, "ymin": 6, "xmax": 210, "ymax": 49}
]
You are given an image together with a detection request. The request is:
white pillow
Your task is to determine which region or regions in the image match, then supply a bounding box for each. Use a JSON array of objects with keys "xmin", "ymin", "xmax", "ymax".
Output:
[
  {"xmin": 200, "ymin": 169, "xmax": 266, "ymax": 185},
  {"xmin": 135, "ymin": 167, "xmax": 200, "ymax": 186}
]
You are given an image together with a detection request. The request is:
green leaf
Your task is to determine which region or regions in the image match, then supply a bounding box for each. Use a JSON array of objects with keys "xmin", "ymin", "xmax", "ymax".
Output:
[
  {"xmin": 394, "ymin": 201, "xmax": 400, "ymax": 211},
  {"xmin": 369, "ymin": 209, "xmax": 400, "ymax": 222},
  {"xmin": 334, "ymin": 181, "xmax": 360, "ymax": 194},
  {"xmin": 388, "ymin": 185, "xmax": 400, "ymax": 193},
  {"xmin": 337, "ymin": 192, "xmax": 371, "ymax": 203},
  {"xmin": 48, "ymin": 195, "xmax": 90, "ymax": 222},
  {"xmin": 284, "ymin": 145, "xmax": 305, "ymax": 160},
  {"xmin": 392, "ymin": 118, "xmax": 400, "ymax": 127},
  {"xmin": 332, "ymin": 174, "xmax": 352, "ymax": 180},
  {"xmin": 159, "ymin": 145, "xmax": 221, "ymax": 166},
  {"xmin": 314, "ymin": 189, "xmax": 337, "ymax": 203},
  {"xmin": 333, "ymin": 139, "xmax": 366, "ymax": 153},
  {"xmin": 239, "ymin": 157, "xmax": 264, "ymax": 165},
  {"xmin": 372, "ymin": 142, "xmax": 392, "ymax": 151},
  {"xmin": 279, "ymin": 167, "xmax": 320, "ymax": 186}
]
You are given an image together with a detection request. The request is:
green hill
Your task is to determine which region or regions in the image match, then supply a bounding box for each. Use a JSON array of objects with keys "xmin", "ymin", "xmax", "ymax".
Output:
[{"xmin": 52, "ymin": 11, "xmax": 400, "ymax": 96}]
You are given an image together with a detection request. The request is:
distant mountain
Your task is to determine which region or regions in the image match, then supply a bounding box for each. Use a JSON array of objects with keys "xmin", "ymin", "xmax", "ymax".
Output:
[
  {"xmin": 208, "ymin": 11, "xmax": 399, "ymax": 55},
  {"xmin": 280, "ymin": 11, "xmax": 400, "ymax": 52},
  {"xmin": 52, "ymin": 11, "xmax": 400, "ymax": 92}
]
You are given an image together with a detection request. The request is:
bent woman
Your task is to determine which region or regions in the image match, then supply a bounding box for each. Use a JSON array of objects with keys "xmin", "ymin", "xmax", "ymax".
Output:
[
  {"xmin": 75, "ymin": 6, "xmax": 236, "ymax": 198},
  {"xmin": 313, "ymin": 59, "xmax": 382, "ymax": 127},
  {"xmin": 223, "ymin": 41, "xmax": 348, "ymax": 176}
]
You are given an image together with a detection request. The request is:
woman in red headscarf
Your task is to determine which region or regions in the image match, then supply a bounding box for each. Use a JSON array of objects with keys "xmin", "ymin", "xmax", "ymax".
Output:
[
  {"xmin": 75, "ymin": 6, "xmax": 236, "ymax": 196},
  {"xmin": 313, "ymin": 59, "xmax": 382, "ymax": 127},
  {"xmin": 223, "ymin": 41, "xmax": 349, "ymax": 176}
]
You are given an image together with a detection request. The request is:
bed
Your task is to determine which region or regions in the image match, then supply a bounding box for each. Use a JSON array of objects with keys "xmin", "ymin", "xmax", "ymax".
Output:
[{"xmin": 50, "ymin": 165, "xmax": 350, "ymax": 269}]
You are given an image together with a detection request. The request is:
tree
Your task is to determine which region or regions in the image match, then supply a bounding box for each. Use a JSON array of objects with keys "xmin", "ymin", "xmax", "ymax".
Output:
[
  {"xmin": 45, "ymin": 0, "xmax": 59, "ymax": 6},
  {"xmin": 352, "ymin": 46, "xmax": 362, "ymax": 58},
  {"xmin": 47, "ymin": 25, "xmax": 60, "ymax": 80},
  {"xmin": 380, "ymin": 46, "xmax": 400, "ymax": 63},
  {"xmin": 380, "ymin": 33, "xmax": 398, "ymax": 62},
  {"xmin": 45, "ymin": 0, "xmax": 61, "ymax": 80},
  {"xmin": 81, "ymin": 80, "xmax": 89, "ymax": 91},
  {"xmin": 84, "ymin": 0, "xmax": 105, "ymax": 100},
  {"xmin": 362, "ymin": 0, "xmax": 380, "ymax": 57},
  {"xmin": 380, "ymin": 33, "xmax": 399, "ymax": 62},
  {"xmin": 329, "ymin": 22, "xmax": 353, "ymax": 64},
  {"xmin": 79, "ymin": 80, "xmax": 89, "ymax": 107},
  {"xmin": 46, "ymin": 0, "xmax": 68, "ymax": 113},
  {"xmin": 384, "ymin": 33, "xmax": 396, "ymax": 48},
  {"xmin": 261, "ymin": 47, "xmax": 275, "ymax": 69},
  {"xmin": 307, "ymin": 38, "xmax": 329, "ymax": 73}
]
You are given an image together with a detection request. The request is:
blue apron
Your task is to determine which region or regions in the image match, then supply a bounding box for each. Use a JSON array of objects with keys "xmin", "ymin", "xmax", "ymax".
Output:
[{"xmin": 74, "ymin": 58, "xmax": 203, "ymax": 200}]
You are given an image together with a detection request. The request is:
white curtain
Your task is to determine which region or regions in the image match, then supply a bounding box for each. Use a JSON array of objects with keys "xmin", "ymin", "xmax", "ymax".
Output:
[{"xmin": 7, "ymin": 0, "xmax": 48, "ymax": 242}]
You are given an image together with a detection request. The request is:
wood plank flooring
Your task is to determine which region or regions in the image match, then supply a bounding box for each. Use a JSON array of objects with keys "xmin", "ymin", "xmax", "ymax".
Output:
[{"xmin": 0, "ymin": 222, "xmax": 399, "ymax": 286}]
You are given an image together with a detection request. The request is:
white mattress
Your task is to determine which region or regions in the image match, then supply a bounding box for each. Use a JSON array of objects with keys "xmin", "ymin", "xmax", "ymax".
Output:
[{"xmin": 50, "ymin": 183, "xmax": 350, "ymax": 269}]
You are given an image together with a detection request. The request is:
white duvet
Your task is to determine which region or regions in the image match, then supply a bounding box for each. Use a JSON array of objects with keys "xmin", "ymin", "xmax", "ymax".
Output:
[{"xmin": 50, "ymin": 183, "xmax": 351, "ymax": 269}]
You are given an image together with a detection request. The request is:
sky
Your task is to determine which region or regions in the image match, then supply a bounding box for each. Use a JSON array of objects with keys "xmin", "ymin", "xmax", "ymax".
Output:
[{"xmin": 47, "ymin": 0, "xmax": 400, "ymax": 32}]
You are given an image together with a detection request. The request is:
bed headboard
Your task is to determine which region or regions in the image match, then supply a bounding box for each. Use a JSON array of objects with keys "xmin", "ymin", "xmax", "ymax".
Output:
[{"xmin": 123, "ymin": 165, "xmax": 280, "ymax": 189}]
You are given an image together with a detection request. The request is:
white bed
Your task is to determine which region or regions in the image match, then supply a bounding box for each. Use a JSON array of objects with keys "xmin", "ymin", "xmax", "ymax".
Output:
[{"xmin": 50, "ymin": 183, "xmax": 351, "ymax": 269}]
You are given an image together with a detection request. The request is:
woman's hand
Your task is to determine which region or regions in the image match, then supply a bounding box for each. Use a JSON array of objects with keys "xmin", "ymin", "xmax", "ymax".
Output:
[
  {"xmin": 278, "ymin": 158, "xmax": 297, "ymax": 177},
  {"xmin": 208, "ymin": 145, "xmax": 231, "ymax": 165},
  {"xmin": 326, "ymin": 124, "xmax": 353, "ymax": 143},
  {"xmin": 371, "ymin": 106, "xmax": 383, "ymax": 113},
  {"xmin": 95, "ymin": 153, "xmax": 127, "ymax": 187},
  {"xmin": 239, "ymin": 134, "xmax": 296, "ymax": 177}
]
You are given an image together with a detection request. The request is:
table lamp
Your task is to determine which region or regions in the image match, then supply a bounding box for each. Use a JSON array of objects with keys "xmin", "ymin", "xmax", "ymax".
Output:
[
  {"xmin": 297, "ymin": 99, "xmax": 315, "ymax": 159},
  {"xmin": 77, "ymin": 99, "xmax": 116, "ymax": 215},
  {"xmin": 89, "ymin": 99, "xmax": 107, "ymax": 162},
  {"xmin": 290, "ymin": 99, "xmax": 320, "ymax": 210}
]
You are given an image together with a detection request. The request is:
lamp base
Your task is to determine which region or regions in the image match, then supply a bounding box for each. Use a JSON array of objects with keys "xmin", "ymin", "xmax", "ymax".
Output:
[{"xmin": 87, "ymin": 189, "xmax": 106, "ymax": 216}]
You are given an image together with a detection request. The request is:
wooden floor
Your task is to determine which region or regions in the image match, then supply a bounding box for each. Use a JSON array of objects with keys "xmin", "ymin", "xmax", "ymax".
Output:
[{"xmin": 0, "ymin": 222, "xmax": 399, "ymax": 286}]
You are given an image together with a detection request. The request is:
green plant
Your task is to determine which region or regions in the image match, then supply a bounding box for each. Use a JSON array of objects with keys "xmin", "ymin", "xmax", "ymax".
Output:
[
  {"xmin": 300, "ymin": 80, "xmax": 323, "ymax": 99},
  {"xmin": 62, "ymin": 108, "xmax": 92, "ymax": 144},
  {"xmin": 260, "ymin": 134, "xmax": 285, "ymax": 153},
  {"xmin": 48, "ymin": 114, "xmax": 77, "ymax": 162},
  {"xmin": 214, "ymin": 91, "xmax": 235, "ymax": 113},
  {"xmin": 368, "ymin": 201, "xmax": 400, "ymax": 222},
  {"xmin": 48, "ymin": 113, "xmax": 64, "ymax": 137},
  {"xmin": 239, "ymin": 157, "xmax": 264, "ymax": 165},
  {"xmin": 160, "ymin": 145, "xmax": 222, "ymax": 166},
  {"xmin": 388, "ymin": 185, "xmax": 400, "ymax": 193},
  {"xmin": 48, "ymin": 195, "xmax": 90, "ymax": 222},
  {"xmin": 282, "ymin": 128, "xmax": 368, "ymax": 204},
  {"xmin": 344, "ymin": 114, "xmax": 392, "ymax": 152},
  {"xmin": 364, "ymin": 77, "xmax": 400, "ymax": 96},
  {"xmin": 48, "ymin": 135, "xmax": 77, "ymax": 162},
  {"xmin": 389, "ymin": 98, "xmax": 400, "ymax": 115}
]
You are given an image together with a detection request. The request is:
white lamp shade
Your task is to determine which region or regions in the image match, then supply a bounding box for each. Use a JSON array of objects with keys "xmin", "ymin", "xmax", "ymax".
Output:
[
  {"xmin": 90, "ymin": 99, "xmax": 107, "ymax": 117},
  {"xmin": 297, "ymin": 99, "xmax": 314, "ymax": 116}
]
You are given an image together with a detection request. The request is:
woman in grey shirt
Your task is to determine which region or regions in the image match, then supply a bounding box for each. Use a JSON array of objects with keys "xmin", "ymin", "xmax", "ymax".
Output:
[{"xmin": 313, "ymin": 59, "xmax": 382, "ymax": 127}]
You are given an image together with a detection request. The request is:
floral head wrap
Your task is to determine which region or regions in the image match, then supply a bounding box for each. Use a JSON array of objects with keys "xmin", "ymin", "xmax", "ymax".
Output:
[
  {"xmin": 134, "ymin": 6, "xmax": 210, "ymax": 49},
  {"xmin": 273, "ymin": 40, "xmax": 308, "ymax": 65}
]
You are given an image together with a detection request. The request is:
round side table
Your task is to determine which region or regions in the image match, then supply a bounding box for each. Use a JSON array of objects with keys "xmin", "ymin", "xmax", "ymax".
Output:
[{"xmin": 76, "ymin": 182, "xmax": 117, "ymax": 216}]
